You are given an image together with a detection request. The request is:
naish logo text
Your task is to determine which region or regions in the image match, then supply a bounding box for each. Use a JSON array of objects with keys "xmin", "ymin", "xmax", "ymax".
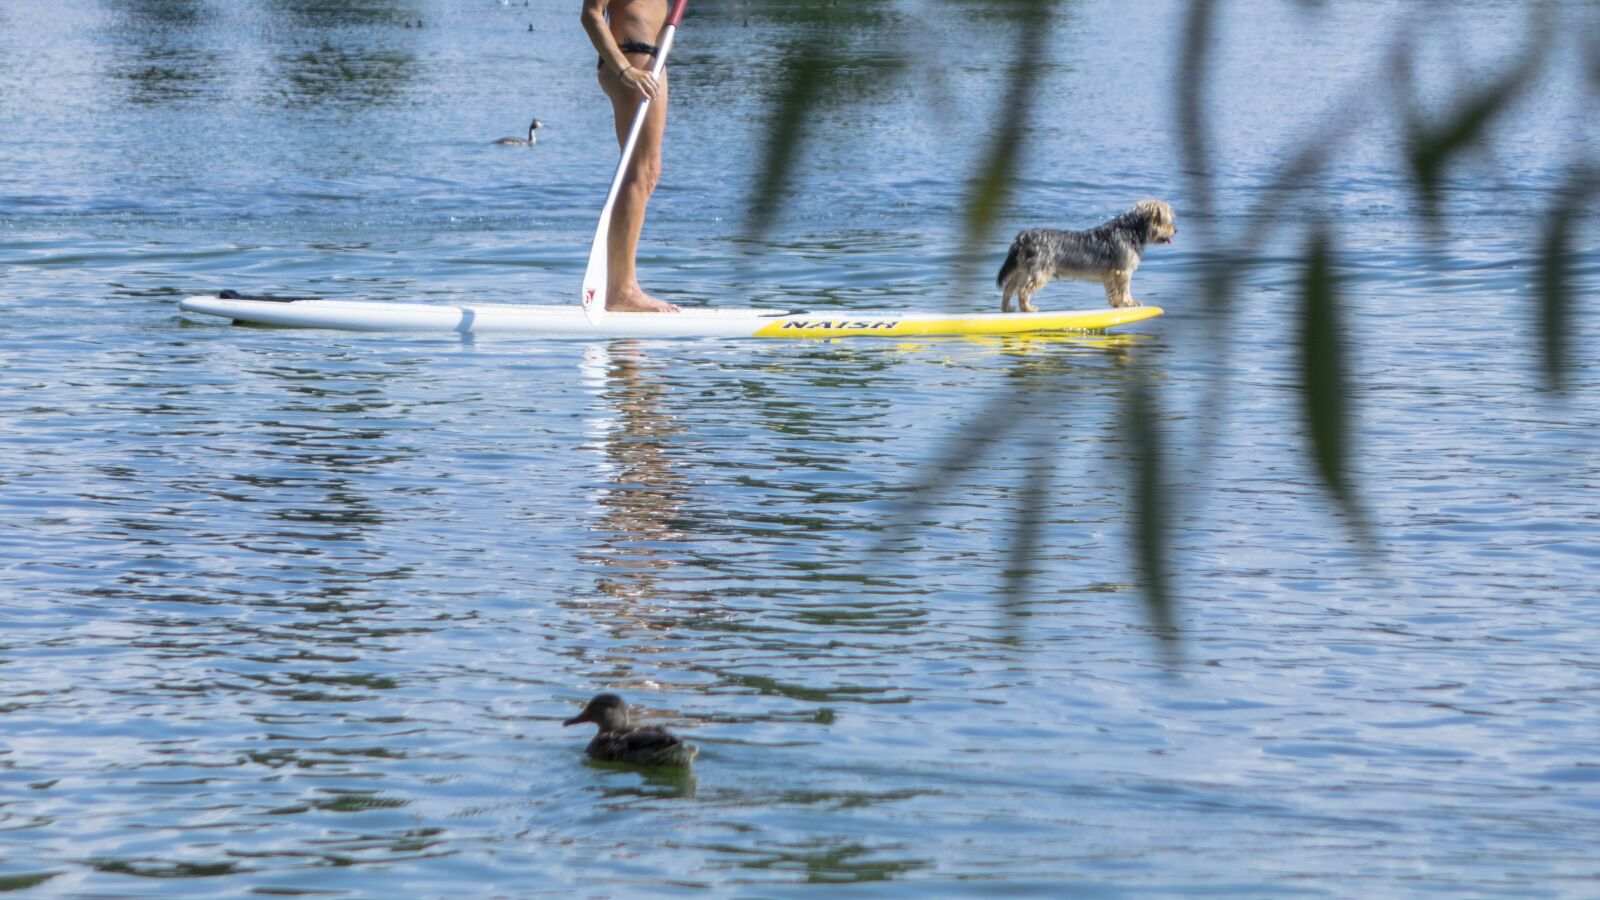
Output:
[{"xmin": 781, "ymin": 319, "xmax": 899, "ymax": 330}]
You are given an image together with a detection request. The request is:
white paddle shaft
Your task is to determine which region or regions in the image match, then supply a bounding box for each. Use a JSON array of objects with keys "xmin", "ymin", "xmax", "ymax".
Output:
[{"xmin": 580, "ymin": 21, "xmax": 681, "ymax": 324}]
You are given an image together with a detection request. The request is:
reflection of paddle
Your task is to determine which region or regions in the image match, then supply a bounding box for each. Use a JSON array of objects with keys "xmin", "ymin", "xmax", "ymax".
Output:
[{"xmin": 581, "ymin": 1, "xmax": 690, "ymax": 325}]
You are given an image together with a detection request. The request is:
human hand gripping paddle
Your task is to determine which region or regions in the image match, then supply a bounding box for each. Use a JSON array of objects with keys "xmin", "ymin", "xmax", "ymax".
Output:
[{"xmin": 581, "ymin": 1, "xmax": 688, "ymax": 325}]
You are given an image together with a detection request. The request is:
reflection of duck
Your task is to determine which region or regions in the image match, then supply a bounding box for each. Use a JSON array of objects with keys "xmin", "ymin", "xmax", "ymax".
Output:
[
  {"xmin": 493, "ymin": 119, "xmax": 543, "ymax": 146},
  {"xmin": 563, "ymin": 693, "xmax": 697, "ymax": 767}
]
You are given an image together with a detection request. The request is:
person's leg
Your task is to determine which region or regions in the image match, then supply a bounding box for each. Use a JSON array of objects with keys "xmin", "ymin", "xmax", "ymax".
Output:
[{"xmin": 598, "ymin": 57, "xmax": 678, "ymax": 313}]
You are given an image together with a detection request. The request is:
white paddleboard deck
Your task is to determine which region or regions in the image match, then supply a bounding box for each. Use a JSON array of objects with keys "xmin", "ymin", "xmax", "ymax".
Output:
[{"xmin": 179, "ymin": 293, "xmax": 1163, "ymax": 339}]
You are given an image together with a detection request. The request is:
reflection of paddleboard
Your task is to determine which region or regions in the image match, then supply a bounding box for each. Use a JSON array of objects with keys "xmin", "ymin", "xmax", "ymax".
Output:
[{"xmin": 179, "ymin": 293, "xmax": 1163, "ymax": 339}]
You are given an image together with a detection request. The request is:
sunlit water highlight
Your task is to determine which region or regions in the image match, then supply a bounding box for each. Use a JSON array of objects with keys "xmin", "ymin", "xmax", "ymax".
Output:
[{"xmin": 2, "ymin": 1, "xmax": 1598, "ymax": 895}]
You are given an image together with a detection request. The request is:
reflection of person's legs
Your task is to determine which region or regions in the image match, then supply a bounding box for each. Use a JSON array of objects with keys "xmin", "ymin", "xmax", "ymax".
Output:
[{"xmin": 598, "ymin": 57, "xmax": 678, "ymax": 313}]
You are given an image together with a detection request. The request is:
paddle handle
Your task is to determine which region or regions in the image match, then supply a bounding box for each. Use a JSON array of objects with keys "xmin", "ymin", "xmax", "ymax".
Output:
[{"xmin": 580, "ymin": 2, "xmax": 688, "ymax": 324}]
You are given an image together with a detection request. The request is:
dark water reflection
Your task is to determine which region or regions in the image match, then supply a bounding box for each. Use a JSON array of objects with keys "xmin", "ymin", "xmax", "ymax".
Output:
[{"xmin": 4, "ymin": 0, "xmax": 1600, "ymax": 895}]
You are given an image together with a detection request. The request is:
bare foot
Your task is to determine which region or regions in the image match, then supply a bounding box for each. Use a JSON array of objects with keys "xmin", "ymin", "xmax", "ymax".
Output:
[{"xmin": 607, "ymin": 285, "xmax": 680, "ymax": 313}]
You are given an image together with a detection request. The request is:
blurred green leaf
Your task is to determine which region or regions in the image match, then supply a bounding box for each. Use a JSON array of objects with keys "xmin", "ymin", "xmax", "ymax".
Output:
[
  {"xmin": 1539, "ymin": 166, "xmax": 1598, "ymax": 394},
  {"xmin": 871, "ymin": 397, "xmax": 1020, "ymax": 553},
  {"xmin": 745, "ymin": 37, "xmax": 830, "ymax": 239},
  {"xmin": 1539, "ymin": 199, "xmax": 1572, "ymax": 394},
  {"xmin": 961, "ymin": 0, "xmax": 1057, "ymax": 282},
  {"xmin": 1591, "ymin": 33, "xmax": 1600, "ymax": 92},
  {"xmin": 1297, "ymin": 226, "xmax": 1372, "ymax": 549},
  {"xmin": 1299, "ymin": 228, "xmax": 1343, "ymax": 492},
  {"xmin": 1001, "ymin": 448, "xmax": 1051, "ymax": 617},
  {"xmin": 0, "ymin": 872, "xmax": 60, "ymax": 892},
  {"xmin": 1123, "ymin": 373, "xmax": 1176, "ymax": 643},
  {"xmin": 741, "ymin": 1, "xmax": 902, "ymax": 240}
]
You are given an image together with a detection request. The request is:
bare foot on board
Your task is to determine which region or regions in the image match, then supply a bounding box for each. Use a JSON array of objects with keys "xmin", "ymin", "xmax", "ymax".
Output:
[{"xmin": 607, "ymin": 284, "xmax": 680, "ymax": 313}]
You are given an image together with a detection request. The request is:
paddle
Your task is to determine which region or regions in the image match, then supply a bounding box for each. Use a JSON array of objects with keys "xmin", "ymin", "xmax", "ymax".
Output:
[{"xmin": 581, "ymin": 0, "xmax": 689, "ymax": 324}]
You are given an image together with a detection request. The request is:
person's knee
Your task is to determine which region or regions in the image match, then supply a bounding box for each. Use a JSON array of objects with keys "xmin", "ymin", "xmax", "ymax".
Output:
[{"xmin": 626, "ymin": 157, "xmax": 662, "ymax": 192}]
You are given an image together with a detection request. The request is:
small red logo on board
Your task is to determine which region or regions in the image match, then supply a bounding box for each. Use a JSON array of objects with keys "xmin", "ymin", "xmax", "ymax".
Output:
[{"xmin": 584, "ymin": 288, "xmax": 596, "ymax": 308}]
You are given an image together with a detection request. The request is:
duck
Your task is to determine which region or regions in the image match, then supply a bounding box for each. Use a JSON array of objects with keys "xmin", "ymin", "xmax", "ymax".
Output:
[
  {"xmin": 493, "ymin": 119, "xmax": 543, "ymax": 146},
  {"xmin": 563, "ymin": 693, "xmax": 698, "ymax": 767}
]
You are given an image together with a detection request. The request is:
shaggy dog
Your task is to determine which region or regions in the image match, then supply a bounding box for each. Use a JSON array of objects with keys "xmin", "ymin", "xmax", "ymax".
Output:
[{"xmin": 996, "ymin": 199, "xmax": 1177, "ymax": 312}]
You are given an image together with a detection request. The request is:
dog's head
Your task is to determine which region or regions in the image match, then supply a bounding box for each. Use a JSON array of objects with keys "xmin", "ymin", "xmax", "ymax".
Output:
[{"xmin": 1132, "ymin": 199, "xmax": 1177, "ymax": 245}]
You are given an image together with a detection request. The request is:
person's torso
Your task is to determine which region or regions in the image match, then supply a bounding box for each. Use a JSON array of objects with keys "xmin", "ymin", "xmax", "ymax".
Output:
[{"xmin": 605, "ymin": 0, "xmax": 667, "ymax": 43}]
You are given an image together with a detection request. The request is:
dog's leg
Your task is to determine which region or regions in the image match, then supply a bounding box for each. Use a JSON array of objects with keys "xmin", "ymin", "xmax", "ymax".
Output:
[
  {"xmin": 997, "ymin": 241, "xmax": 1023, "ymax": 313},
  {"xmin": 1103, "ymin": 272, "xmax": 1139, "ymax": 308},
  {"xmin": 1018, "ymin": 274, "xmax": 1043, "ymax": 313}
]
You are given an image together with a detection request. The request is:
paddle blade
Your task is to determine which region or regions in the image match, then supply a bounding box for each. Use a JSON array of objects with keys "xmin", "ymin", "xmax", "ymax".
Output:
[{"xmin": 581, "ymin": 211, "xmax": 610, "ymax": 324}]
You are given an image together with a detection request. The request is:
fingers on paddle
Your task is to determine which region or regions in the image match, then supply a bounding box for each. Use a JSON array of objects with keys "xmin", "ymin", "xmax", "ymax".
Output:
[{"xmin": 624, "ymin": 69, "xmax": 657, "ymax": 100}]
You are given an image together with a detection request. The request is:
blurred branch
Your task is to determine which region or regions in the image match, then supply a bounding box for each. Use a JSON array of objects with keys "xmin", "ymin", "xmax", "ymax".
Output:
[
  {"xmin": 1397, "ymin": 5, "xmax": 1552, "ymax": 225},
  {"xmin": 1177, "ymin": 0, "xmax": 1218, "ymax": 227},
  {"xmin": 959, "ymin": 0, "xmax": 1058, "ymax": 294},
  {"xmin": 748, "ymin": 0, "xmax": 1594, "ymax": 649}
]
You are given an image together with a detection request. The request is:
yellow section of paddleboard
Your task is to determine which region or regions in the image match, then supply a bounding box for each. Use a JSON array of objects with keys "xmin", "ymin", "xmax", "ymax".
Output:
[{"xmin": 751, "ymin": 306, "xmax": 1163, "ymax": 338}]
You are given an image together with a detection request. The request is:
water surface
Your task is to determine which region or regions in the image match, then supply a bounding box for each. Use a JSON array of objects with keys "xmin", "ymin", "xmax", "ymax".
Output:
[{"xmin": 2, "ymin": 1, "xmax": 1599, "ymax": 895}]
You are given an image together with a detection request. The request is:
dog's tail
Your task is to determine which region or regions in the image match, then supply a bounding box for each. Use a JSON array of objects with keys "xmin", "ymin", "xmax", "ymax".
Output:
[{"xmin": 996, "ymin": 240, "xmax": 1021, "ymax": 289}]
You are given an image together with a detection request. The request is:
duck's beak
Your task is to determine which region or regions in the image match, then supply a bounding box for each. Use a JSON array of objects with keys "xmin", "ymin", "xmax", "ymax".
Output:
[{"xmin": 562, "ymin": 714, "xmax": 587, "ymax": 727}]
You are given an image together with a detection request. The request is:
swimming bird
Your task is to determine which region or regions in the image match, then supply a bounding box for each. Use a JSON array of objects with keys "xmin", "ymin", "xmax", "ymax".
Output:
[
  {"xmin": 493, "ymin": 119, "xmax": 543, "ymax": 146},
  {"xmin": 563, "ymin": 693, "xmax": 698, "ymax": 767}
]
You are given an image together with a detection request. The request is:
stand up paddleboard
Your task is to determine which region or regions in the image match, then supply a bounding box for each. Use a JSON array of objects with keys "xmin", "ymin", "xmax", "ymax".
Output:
[{"xmin": 179, "ymin": 293, "xmax": 1163, "ymax": 339}]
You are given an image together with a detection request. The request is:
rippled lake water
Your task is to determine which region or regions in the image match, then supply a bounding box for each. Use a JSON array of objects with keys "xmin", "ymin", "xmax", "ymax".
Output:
[{"xmin": 3, "ymin": 0, "xmax": 1599, "ymax": 895}]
